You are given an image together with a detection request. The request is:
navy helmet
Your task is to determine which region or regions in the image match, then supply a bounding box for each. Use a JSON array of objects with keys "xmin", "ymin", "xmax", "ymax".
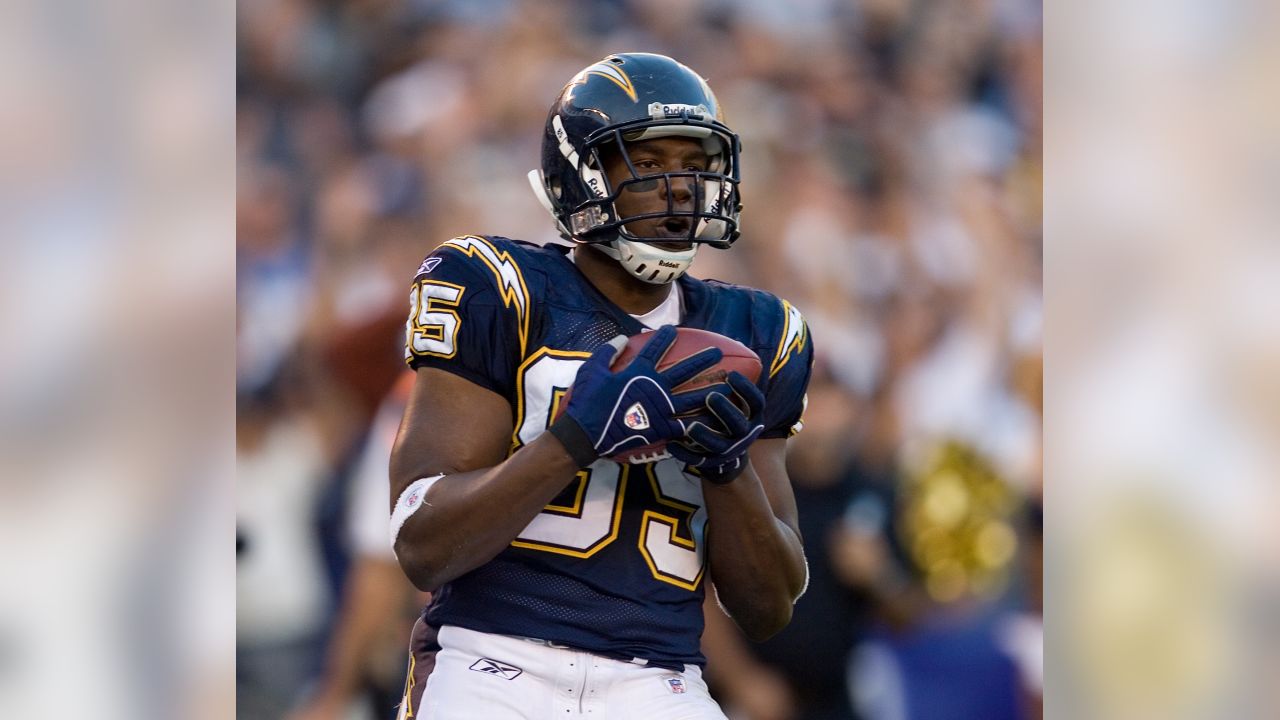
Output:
[{"xmin": 528, "ymin": 53, "xmax": 743, "ymax": 283}]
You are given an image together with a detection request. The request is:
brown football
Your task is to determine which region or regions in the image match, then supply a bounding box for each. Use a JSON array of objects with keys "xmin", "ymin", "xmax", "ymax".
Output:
[{"xmin": 556, "ymin": 327, "xmax": 762, "ymax": 464}]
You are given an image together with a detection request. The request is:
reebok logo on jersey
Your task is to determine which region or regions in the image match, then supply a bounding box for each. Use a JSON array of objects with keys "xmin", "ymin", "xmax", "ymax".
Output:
[
  {"xmin": 624, "ymin": 403, "xmax": 650, "ymax": 430},
  {"xmin": 665, "ymin": 676, "xmax": 686, "ymax": 694},
  {"xmin": 417, "ymin": 257, "xmax": 443, "ymax": 275},
  {"xmin": 468, "ymin": 658, "xmax": 523, "ymax": 680}
]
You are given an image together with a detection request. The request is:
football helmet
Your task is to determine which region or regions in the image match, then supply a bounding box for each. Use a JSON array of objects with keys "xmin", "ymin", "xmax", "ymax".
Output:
[{"xmin": 528, "ymin": 53, "xmax": 742, "ymax": 284}]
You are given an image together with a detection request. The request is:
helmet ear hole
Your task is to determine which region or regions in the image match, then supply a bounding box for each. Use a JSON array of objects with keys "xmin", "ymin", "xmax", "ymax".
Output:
[{"xmin": 548, "ymin": 176, "xmax": 562, "ymax": 200}]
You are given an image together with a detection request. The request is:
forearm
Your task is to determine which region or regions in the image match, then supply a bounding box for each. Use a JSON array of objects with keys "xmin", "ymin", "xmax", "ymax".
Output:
[
  {"xmin": 704, "ymin": 465, "xmax": 807, "ymax": 640},
  {"xmin": 393, "ymin": 431, "xmax": 582, "ymax": 590}
]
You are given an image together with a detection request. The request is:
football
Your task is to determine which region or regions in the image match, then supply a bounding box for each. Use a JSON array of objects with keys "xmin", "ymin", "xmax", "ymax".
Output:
[{"xmin": 557, "ymin": 327, "xmax": 763, "ymax": 464}]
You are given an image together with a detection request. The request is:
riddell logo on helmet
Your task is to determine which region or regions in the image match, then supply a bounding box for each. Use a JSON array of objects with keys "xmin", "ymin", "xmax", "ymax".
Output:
[
  {"xmin": 658, "ymin": 260, "xmax": 681, "ymax": 269},
  {"xmin": 648, "ymin": 102, "xmax": 711, "ymax": 120}
]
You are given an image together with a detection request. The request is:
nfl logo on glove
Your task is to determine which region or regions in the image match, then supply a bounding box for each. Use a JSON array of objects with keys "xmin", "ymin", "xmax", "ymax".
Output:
[{"xmin": 623, "ymin": 403, "xmax": 650, "ymax": 430}]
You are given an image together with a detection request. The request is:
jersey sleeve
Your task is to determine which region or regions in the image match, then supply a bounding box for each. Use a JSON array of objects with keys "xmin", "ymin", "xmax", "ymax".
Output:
[
  {"xmin": 403, "ymin": 236, "xmax": 529, "ymax": 398},
  {"xmin": 760, "ymin": 299, "xmax": 814, "ymax": 439}
]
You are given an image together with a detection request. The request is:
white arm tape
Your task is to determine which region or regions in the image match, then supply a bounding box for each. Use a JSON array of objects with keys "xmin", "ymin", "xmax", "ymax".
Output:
[{"xmin": 389, "ymin": 474, "xmax": 445, "ymax": 550}]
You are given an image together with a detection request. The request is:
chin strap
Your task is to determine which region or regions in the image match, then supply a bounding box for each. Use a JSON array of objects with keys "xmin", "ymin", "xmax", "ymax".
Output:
[{"xmin": 598, "ymin": 238, "xmax": 698, "ymax": 285}]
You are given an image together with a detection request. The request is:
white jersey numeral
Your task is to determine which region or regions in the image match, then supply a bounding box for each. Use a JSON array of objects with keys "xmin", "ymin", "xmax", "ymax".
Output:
[
  {"xmin": 408, "ymin": 280, "xmax": 464, "ymax": 358},
  {"xmin": 512, "ymin": 351, "xmax": 708, "ymax": 589},
  {"xmin": 514, "ymin": 350, "xmax": 588, "ymax": 447},
  {"xmin": 639, "ymin": 461, "xmax": 707, "ymax": 590},
  {"xmin": 512, "ymin": 463, "xmax": 623, "ymax": 557}
]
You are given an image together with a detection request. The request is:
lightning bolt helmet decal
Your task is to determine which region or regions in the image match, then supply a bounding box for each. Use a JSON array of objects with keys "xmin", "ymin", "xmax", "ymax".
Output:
[{"xmin": 573, "ymin": 61, "xmax": 638, "ymax": 103}]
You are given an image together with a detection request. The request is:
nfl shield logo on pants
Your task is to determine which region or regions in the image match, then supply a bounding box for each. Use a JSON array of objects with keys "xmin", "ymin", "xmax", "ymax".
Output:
[{"xmin": 665, "ymin": 676, "xmax": 686, "ymax": 694}]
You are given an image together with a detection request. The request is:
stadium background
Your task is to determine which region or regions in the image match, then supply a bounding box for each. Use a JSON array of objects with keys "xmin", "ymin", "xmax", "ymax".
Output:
[{"xmin": 236, "ymin": 1, "xmax": 1043, "ymax": 719}]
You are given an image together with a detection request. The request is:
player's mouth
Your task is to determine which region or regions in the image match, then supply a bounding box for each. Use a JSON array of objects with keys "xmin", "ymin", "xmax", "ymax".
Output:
[{"xmin": 646, "ymin": 217, "xmax": 693, "ymax": 250}]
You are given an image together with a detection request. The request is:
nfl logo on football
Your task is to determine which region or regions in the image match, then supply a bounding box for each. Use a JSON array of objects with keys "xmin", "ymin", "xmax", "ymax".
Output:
[{"xmin": 665, "ymin": 676, "xmax": 686, "ymax": 694}]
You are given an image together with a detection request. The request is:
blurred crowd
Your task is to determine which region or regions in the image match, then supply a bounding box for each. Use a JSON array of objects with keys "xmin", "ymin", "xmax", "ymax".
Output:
[{"xmin": 237, "ymin": 1, "xmax": 1042, "ymax": 719}]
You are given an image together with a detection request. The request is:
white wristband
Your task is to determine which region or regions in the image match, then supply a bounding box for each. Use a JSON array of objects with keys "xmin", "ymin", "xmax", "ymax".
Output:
[{"xmin": 390, "ymin": 474, "xmax": 445, "ymax": 550}]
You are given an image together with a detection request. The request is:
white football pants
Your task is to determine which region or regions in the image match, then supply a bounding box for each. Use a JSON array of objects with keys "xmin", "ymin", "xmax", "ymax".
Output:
[{"xmin": 399, "ymin": 624, "xmax": 728, "ymax": 720}]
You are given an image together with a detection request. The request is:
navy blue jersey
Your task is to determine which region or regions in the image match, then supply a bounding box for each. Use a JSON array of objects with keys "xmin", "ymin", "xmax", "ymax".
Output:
[{"xmin": 403, "ymin": 235, "xmax": 814, "ymax": 669}]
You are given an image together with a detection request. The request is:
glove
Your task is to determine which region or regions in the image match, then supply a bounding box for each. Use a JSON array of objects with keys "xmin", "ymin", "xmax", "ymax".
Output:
[
  {"xmin": 549, "ymin": 325, "xmax": 725, "ymax": 467},
  {"xmin": 669, "ymin": 371, "xmax": 766, "ymax": 484}
]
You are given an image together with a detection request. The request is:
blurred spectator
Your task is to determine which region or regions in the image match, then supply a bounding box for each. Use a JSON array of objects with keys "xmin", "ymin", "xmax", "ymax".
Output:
[
  {"xmin": 236, "ymin": 386, "xmax": 333, "ymax": 719},
  {"xmin": 286, "ymin": 374, "xmax": 425, "ymax": 720},
  {"xmin": 832, "ymin": 441, "xmax": 1040, "ymax": 720}
]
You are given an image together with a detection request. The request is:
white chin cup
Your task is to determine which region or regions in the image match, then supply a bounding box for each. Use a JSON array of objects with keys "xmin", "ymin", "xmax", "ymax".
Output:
[{"xmin": 598, "ymin": 238, "xmax": 698, "ymax": 284}]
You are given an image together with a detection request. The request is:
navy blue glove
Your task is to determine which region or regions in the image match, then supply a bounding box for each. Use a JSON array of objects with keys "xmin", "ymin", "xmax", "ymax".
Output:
[
  {"xmin": 549, "ymin": 325, "xmax": 724, "ymax": 467},
  {"xmin": 669, "ymin": 371, "xmax": 766, "ymax": 484}
]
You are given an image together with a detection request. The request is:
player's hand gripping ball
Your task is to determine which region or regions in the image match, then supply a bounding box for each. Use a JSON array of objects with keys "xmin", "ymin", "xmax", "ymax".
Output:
[
  {"xmin": 668, "ymin": 370, "xmax": 767, "ymax": 484},
  {"xmin": 554, "ymin": 326, "xmax": 762, "ymax": 464}
]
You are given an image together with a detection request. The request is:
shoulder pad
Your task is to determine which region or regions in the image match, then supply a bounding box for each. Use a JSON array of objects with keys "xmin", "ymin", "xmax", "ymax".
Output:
[{"xmin": 435, "ymin": 235, "xmax": 533, "ymax": 357}]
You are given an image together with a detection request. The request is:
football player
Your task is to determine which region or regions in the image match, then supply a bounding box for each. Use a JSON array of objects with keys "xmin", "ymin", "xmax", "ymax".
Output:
[{"xmin": 390, "ymin": 53, "xmax": 814, "ymax": 719}]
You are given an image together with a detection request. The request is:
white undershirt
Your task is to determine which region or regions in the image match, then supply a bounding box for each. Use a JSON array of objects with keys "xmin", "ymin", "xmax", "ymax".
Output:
[
  {"xmin": 631, "ymin": 282, "xmax": 683, "ymax": 328},
  {"xmin": 569, "ymin": 248, "xmax": 684, "ymax": 328}
]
